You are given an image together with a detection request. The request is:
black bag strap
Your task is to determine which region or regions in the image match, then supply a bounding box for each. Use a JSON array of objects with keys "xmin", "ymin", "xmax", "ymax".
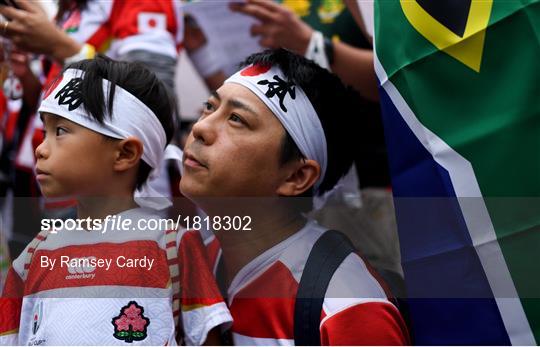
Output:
[{"xmin": 294, "ymin": 230, "xmax": 355, "ymax": 346}]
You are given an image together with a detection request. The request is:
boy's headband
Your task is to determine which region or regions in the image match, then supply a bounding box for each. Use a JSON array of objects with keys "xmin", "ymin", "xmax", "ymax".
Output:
[
  {"xmin": 38, "ymin": 68, "xmax": 178, "ymax": 209},
  {"xmin": 225, "ymin": 64, "xmax": 328, "ymax": 192}
]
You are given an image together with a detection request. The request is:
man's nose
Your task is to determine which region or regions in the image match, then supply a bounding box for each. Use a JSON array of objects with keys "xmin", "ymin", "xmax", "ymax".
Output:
[{"xmin": 191, "ymin": 114, "xmax": 218, "ymax": 145}]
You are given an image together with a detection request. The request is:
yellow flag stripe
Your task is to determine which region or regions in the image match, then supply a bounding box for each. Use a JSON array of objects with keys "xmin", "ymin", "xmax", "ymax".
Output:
[{"xmin": 400, "ymin": 0, "xmax": 493, "ymax": 72}]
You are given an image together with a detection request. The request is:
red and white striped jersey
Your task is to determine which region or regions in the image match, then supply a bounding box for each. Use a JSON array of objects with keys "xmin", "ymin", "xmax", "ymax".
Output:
[
  {"xmin": 206, "ymin": 220, "xmax": 410, "ymax": 345},
  {"xmin": 59, "ymin": 0, "xmax": 184, "ymax": 59},
  {"xmin": 0, "ymin": 208, "xmax": 232, "ymax": 345}
]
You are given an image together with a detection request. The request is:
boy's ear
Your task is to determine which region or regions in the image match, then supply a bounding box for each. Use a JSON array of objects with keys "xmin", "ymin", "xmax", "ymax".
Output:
[
  {"xmin": 275, "ymin": 159, "xmax": 320, "ymax": 196},
  {"xmin": 112, "ymin": 137, "xmax": 144, "ymax": 172}
]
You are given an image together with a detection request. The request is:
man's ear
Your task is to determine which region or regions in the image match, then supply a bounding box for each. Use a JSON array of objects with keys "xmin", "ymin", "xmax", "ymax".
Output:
[
  {"xmin": 112, "ymin": 137, "xmax": 143, "ymax": 172},
  {"xmin": 276, "ymin": 159, "xmax": 320, "ymax": 196}
]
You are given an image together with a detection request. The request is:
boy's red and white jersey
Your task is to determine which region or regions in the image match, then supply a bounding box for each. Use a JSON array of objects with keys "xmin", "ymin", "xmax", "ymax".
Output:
[
  {"xmin": 60, "ymin": 0, "xmax": 183, "ymax": 59},
  {"xmin": 0, "ymin": 208, "xmax": 231, "ymax": 346},
  {"xmin": 206, "ymin": 220, "xmax": 410, "ymax": 346}
]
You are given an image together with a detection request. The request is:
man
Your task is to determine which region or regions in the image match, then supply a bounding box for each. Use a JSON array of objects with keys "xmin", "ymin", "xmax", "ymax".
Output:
[
  {"xmin": 180, "ymin": 48, "xmax": 409, "ymax": 345},
  {"xmin": 230, "ymin": 0, "xmax": 403, "ymax": 293}
]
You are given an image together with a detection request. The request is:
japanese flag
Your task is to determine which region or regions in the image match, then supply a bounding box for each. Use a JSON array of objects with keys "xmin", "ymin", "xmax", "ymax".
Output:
[{"xmin": 138, "ymin": 12, "xmax": 166, "ymax": 33}]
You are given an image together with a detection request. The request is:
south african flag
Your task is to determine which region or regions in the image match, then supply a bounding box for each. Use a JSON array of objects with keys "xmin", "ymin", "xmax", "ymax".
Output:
[{"xmin": 375, "ymin": 0, "xmax": 539, "ymax": 344}]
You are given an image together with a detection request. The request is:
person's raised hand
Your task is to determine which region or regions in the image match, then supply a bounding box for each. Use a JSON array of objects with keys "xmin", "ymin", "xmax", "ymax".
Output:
[
  {"xmin": 0, "ymin": 0, "xmax": 79, "ymax": 61},
  {"xmin": 230, "ymin": 0, "xmax": 313, "ymax": 54}
]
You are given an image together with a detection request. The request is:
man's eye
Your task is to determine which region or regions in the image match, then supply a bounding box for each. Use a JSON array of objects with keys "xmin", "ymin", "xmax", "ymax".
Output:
[
  {"xmin": 229, "ymin": 114, "xmax": 241, "ymax": 122},
  {"xmin": 56, "ymin": 127, "xmax": 67, "ymax": 136},
  {"xmin": 202, "ymin": 101, "xmax": 215, "ymax": 113},
  {"xmin": 229, "ymin": 114, "xmax": 246, "ymax": 125},
  {"xmin": 41, "ymin": 129, "xmax": 47, "ymax": 138}
]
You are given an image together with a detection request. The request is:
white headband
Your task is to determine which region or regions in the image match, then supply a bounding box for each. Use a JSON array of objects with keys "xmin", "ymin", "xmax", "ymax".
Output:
[
  {"xmin": 225, "ymin": 65, "xmax": 328, "ymax": 192},
  {"xmin": 38, "ymin": 68, "xmax": 179, "ymax": 209}
]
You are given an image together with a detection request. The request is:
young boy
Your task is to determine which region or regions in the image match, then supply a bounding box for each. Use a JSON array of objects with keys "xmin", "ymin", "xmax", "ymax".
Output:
[
  {"xmin": 180, "ymin": 49, "xmax": 410, "ymax": 345},
  {"xmin": 0, "ymin": 56, "xmax": 231, "ymax": 345}
]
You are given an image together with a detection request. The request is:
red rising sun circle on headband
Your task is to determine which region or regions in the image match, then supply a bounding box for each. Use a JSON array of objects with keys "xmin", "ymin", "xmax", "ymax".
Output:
[
  {"xmin": 240, "ymin": 64, "xmax": 271, "ymax": 77},
  {"xmin": 43, "ymin": 75, "xmax": 64, "ymax": 99}
]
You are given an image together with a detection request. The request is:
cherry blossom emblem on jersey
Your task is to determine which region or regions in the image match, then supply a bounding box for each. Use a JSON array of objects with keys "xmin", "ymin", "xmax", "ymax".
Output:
[{"xmin": 112, "ymin": 301, "xmax": 150, "ymax": 343}]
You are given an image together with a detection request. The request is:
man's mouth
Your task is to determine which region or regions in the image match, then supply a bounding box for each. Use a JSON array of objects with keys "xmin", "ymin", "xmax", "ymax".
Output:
[{"xmin": 183, "ymin": 151, "xmax": 208, "ymax": 169}]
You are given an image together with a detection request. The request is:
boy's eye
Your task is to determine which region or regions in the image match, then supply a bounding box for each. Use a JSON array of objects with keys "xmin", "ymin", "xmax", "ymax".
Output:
[
  {"xmin": 41, "ymin": 129, "xmax": 47, "ymax": 138},
  {"xmin": 56, "ymin": 127, "xmax": 67, "ymax": 136}
]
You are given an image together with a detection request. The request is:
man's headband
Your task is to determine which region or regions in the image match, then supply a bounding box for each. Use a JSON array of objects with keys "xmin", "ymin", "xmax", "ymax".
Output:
[
  {"xmin": 38, "ymin": 68, "xmax": 179, "ymax": 209},
  {"xmin": 225, "ymin": 64, "xmax": 328, "ymax": 192}
]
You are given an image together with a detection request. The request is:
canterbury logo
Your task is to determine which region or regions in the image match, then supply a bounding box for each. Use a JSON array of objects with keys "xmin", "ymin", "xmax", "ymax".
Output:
[
  {"xmin": 66, "ymin": 256, "xmax": 97, "ymax": 279},
  {"xmin": 400, "ymin": 0, "xmax": 493, "ymax": 72}
]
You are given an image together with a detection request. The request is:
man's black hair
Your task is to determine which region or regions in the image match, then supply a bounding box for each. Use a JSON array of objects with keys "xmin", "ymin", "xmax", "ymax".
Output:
[
  {"xmin": 241, "ymin": 49, "xmax": 363, "ymax": 197},
  {"xmin": 61, "ymin": 55, "xmax": 176, "ymax": 189}
]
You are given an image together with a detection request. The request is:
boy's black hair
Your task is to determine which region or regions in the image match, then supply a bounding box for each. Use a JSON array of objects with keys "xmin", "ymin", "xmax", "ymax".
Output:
[
  {"xmin": 63, "ymin": 55, "xmax": 176, "ymax": 189},
  {"xmin": 241, "ymin": 49, "xmax": 362, "ymax": 197}
]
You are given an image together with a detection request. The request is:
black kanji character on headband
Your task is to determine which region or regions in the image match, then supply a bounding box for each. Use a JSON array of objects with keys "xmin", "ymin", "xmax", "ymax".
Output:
[
  {"xmin": 55, "ymin": 77, "xmax": 84, "ymax": 111},
  {"xmin": 258, "ymin": 75, "xmax": 296, "ymax": 113}
]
